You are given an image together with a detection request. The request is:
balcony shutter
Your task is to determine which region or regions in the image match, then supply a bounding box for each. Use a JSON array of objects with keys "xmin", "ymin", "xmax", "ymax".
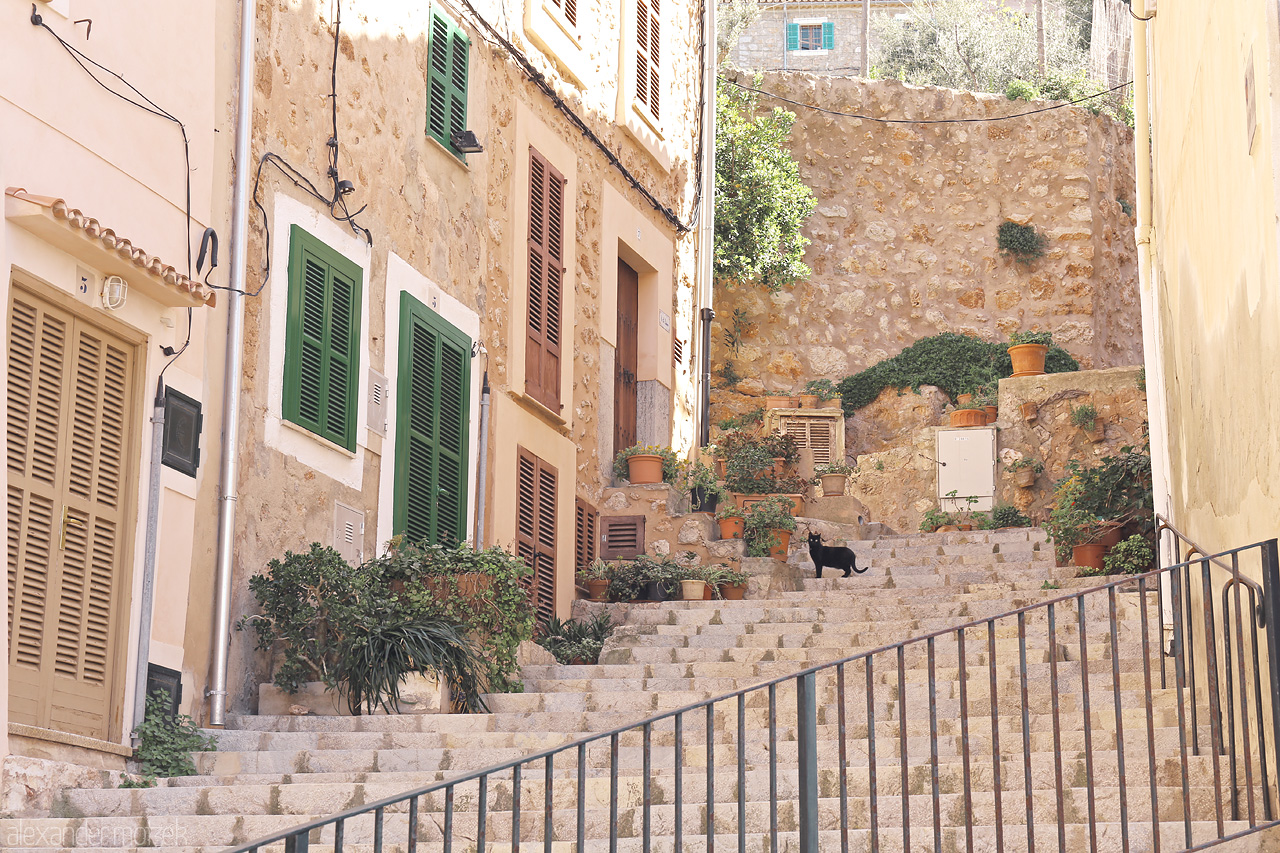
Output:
[
  {"xmin": 575, "ymin": 498, "xmax": 598, "ymax": 574},
  {"xmin": 821, "ymin": 21, "xmax": 834, "ymax": 49},
  {"xmin": 516, "ymin": 448, "xmax": 558, "ymax": 627},
  {"xmin": 526, "ymin": 149, "xmax": 565, "ymax": 411},
  {"xmin": 786, "ymin": 22, "xmax": 799, "ymax": 50},
  {"xmin": 635, "ymin": 0, "xmax": 661, "ymax": 120},
  {"xmin": 427, "ymin": 13, "xmax": 470, "ymax": 157},
  {"xmin": 601, "ymin": 515, "xmax": 645, "ymax": 560}
]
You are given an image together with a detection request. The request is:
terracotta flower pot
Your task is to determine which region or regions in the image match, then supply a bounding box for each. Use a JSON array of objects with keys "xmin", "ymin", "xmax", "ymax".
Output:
[
  {"xmin": 1073, "ymin": 543, "xmax": 1106, "ymax": 573},
  {"xmin": 735, "ymin": 493, "xmax": 768, "ymax": 511},
  {"xmin": 1013, "ymin": 468, "xmax": 1037, "ymax": 488},
  {"xmin": 772, "ymin": 457, "xmax": 787, "ymax": 477},
  {"xmin": 456, "ymin": 572, "xmax": 493, "ymax": 598},
  {"xmin": 715, "ymin": 459, "xmax": 727, "ymax": 478},
  {"xmin": 768, "ymin": 530, "xmax": 792, "ymax": 559},
  {"xmin": 984, "ymin": 405, "xmax": 997, "ymax": 424},
  {"xmin": 956, "ymin": 393, "xmax": 974, "ymax": 407},
  {"xmin": 1008, "ymin": 343, "xmax": 1049, "ymax": 377},
  {"xmin": 680, "ymin": 579, "xmax": 708, "ymax": 601},
  {"xmin": 585, "ymin": 578, "xmax": 609, "ymax": 601},
  {"xmin": 1084, "ymin": 423, "xmax": 1106, "ymax": 443},
  {"xmin": 823, "ymin": 397, "xmax": 841, "ymax": 408},
  {"xmin": 776, "ymin": 494, "xmax": 804, "ymax": 515},
  {"xmin": 937, "ymin": 525, "xmax": 960, "ymax": 533},
  {"xmin": 1021, "ymin": 402, "xmax": 1039, "ymax": 423},
  {"xmin": 717, "ymin": 516, "xmax": 745, "ymax": 539},
  {"xmin": 1098, "ymin": 527, "xmax": 1124, "ymax": 549},
  {"xmin": 957, "ymin": 523, "xmax": 974, "ymax": 531},
  {"xmin": 764, "ymin": 396, "xmax": 796, "ymax": 409},
  {"xmin": 626, "ymin": 453, "xmax": 664, "ymax": 484},
  {"xmin": 798, "ymin": 394, "xmax": 821, "ymax": 409},
  {"xmin": 819, "ymin": 473, "xmax": 848, "ymax": 496},
  {"xmin": 703, "ymin": 583, "xmax": 714, "ymax": 600},
  {"xmin": 950, "ymin": 409, "xmax": 988, "ymax": 428},
  {"xmin": 719, "ymin": 582, "xmax": 747, "ymax": 601}
]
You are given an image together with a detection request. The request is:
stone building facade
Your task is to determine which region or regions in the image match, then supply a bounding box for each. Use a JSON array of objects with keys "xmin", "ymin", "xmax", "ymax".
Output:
[
  {"xmin": 711, "ymin": 72, "xmax": 1140, "ymax": 402},
  {"xmin": 729, "ymin": 1, "xmax": 908, "ymax": 75},
  {"xmin": 219, "ymin": 0, "xmax": 709, "ymax": 713}
]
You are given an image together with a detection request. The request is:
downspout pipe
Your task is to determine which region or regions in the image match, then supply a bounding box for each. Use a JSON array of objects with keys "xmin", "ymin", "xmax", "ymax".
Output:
[
  {"xmin": 475, "ymin": 370, "xmax": 491, "ymax": 548},
  {"xmin": 209, "ymin": 0, "xmax": 257, "ymax": 728},
  {"xmin": 130, "ymin": 378, "xmax": 166, "ymax": 737},
  {"xmin": 697, "ymin": 0, "xmax": 717, "ymax": 448}
]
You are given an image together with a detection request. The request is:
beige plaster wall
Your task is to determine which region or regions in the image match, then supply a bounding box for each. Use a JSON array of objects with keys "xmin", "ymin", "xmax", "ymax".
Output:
[
  {"xmin": 1146, "ymin": 0, "xmax": 1280, "ymax": 559},
  {"xmin": 226, "ymin": 0, "xmax": 705, "ymax": 712},
  {"xmin": 712, "ymin": 72, "xmax": 1140, "ymax": 399}
]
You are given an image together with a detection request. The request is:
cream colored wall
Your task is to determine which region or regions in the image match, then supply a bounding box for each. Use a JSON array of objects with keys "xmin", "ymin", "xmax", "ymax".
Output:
[
  {"xmin": 1, "ymin": 0, "xmax": 229, "ymax": 742},
  {"xmin": 1147, "ymin": 0, "xmax": 1280, "ymax": 557}
]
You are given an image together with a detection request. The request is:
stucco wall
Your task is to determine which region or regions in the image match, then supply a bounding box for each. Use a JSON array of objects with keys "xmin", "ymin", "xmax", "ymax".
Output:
[
  {"xmin": 712, "ymin": 72, "xmax": 1140, "ymax": 399},
  {"xmin": 225, "ymin": 0, "xmax": 705, "ymax": 712},
  {"xmin": 1146, "ymin": 0, "xmax": 1280, "ymax": 558}
]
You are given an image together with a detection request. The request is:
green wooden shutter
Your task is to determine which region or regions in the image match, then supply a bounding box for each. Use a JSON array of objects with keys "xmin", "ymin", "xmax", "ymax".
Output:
[
  {"xmin": 393, "ymin": 292, "xmax": 471, "ymax": 545},
  {"xmin": 283, "ymin": 225, "xmax": 363, "ymax": 450},
  {"xmin": 822, "ymin": 21, "xmax": 834, "ymax": 50},
  {"xmin": 426, "ymin": 11, "xmax": 470, "ymax": 159},
  {"xmin": 786, "ymin": 22, "xmax": 799, "ymax": 51}
]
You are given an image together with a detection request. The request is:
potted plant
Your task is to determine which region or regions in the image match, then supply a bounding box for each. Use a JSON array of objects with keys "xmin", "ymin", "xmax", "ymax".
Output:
[
  {"xmin": 676, "ymin": 459, "xmax": 726, "ymax": 513},
  {"xmin": 972, "ymin": 386, "xmax": 998, "ymax": 424},
  {"xmin": 946, "ymin": 490, "xmax": 982, "ymax": 530},
  {"xmin": 577, "ymin": 559, "xmax": 611, "ymax": 602},
  {"xmin": 677, "ymin": 565, "xmax": 709, "ymax": 601},
  {"xmin": 1070, "ymin": 403, "xmax": 1104, "ymax": 442},
  {"xmin": 949, "ymin": 405, "xmax": 988, "ymax": 428},
  {"xmin": 814, "ymin": 462, "xmax": 854, "ymax": 496},
  {"xmin": 706, "ymin": 564, "xmax": 750, "ymax": 600},
  {"xmin": 1103, "ymin": 535, "xmax": 1155, "ymax": 575},
  {"xmin": 1004, "ymin": 457, "xmax": 1044, "ymax": 489},
  {"xmin": 1008, "ymin": 330, "xmax": 1052, "ymax": 377},
  {"xmin": 919, "ymin": 506, "xmax": 955, "ymax": 533},
  {"xmin": 743, "ymin": 495, "xmax": 798, "ymax": 559},
  {"xmin": 714, "ymin": 505, "xmax": 745, "ymax": 539},
  {"xmin": 614, "ymin": 444, "xmax": 679, "ymax": 485},
  {"xmin": 536, "ymin": 613, "xmax": 614, "ymax": 665},
  {"xmin": 1020, "ymin": 401, "xmax": 1039, "ymax": 424},
  {"xmin": 724, "ymin": 433, "xmax": 777, "ymax": 499},
  {"xmin": 989, "ymin": 504, "xmax": 1033, "ymax": 529},
  {"xmin": 804, "ymin": 378, "xmax": 840, "ymax": 408},
  {"xmin": 763, "ymin": 431, "xmax": 800, "ymax": 476},
  {"xmin": 764, "ymin": 393, "xmax": 797, "ymax": 409}
]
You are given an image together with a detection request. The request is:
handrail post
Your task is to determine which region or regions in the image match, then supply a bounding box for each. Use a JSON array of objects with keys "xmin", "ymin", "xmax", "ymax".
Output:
[
  {"xmin": 1258, "ymin": 539, "xmax": 1280, "ymax": 816},
  {"xmin": 798, "ymin": 672, "xmax": 819, "ymax": 853}
]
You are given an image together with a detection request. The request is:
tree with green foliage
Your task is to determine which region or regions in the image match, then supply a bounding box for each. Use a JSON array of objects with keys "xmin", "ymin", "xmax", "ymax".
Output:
[{"xmin": 714, "ymin": 78, "xmax": 816, "ymax": 292}]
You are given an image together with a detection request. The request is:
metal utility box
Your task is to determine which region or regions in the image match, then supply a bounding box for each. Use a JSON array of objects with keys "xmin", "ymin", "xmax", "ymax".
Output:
[{"xmin": 936, "ymin": 427, "xmax": 996, "ymax": 512}]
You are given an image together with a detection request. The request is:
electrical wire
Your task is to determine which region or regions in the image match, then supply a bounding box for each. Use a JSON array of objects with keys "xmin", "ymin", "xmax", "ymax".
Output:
[
  {"xmin": 686, "ymin": 0, "xmax": 708, "ymax": 228},
  {"xmin": 719, "ymin": 75, "xmax": 1132, "ymax": 124},
  {"xmin": 30, "ymin": 4, "xmax": 194, "ymax": 278}
]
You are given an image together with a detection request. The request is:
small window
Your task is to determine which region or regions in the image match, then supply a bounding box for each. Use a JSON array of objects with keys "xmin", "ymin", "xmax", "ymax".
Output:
[
  {"xmin": 426, "ymin": 9, "xmax": 471, "ymax": 159},
  {"xmin": 161, "ymin": 388, "xmax": 202, "ymax": 477},
  {"xmin": 283, "ymin": 225, "xmax": 364, "ymax": 451},
  {"xmin": 798, "ymin": 24, "xmax": 822, "ymax": 50},
  {"xmin": 787, "ymin": 21, "xmax": 834, "ymax": 52},
  {"xmin": 635, "ymin": 0, "xmax": 660, "ymax": 122}
]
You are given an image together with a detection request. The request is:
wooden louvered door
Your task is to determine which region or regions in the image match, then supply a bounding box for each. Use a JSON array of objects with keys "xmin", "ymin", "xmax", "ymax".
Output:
[
  {"xmin": 526, "ymin": 149, "xmax": 565, "ymax": 412},
  {"xmin": 614, "ymin": 260, "xmax": 639, "ymax": 455},
  {"xmin": 394, "ymin": 293, "xmax": 471, "ymax": 546},
  {"xmin": 8, "ymin": 286, "xmax": 137, "ymax": 741},
  {"xmin": 515, "ymin": 448, "xmax": 557, "ymax": 628}
]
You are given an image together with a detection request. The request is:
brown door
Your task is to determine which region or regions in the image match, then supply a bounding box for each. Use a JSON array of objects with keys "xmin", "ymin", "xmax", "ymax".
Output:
[
  {"xmin": 614, "ymin": 260, "xmax": 639, "ymax": 454},
  {"xmin": 515, "ymin": 447, "xmax": 557, "ymax": 628},
  {"xmin": 7, "ymin": 285, "xmax": 136, "ymax": 741}
]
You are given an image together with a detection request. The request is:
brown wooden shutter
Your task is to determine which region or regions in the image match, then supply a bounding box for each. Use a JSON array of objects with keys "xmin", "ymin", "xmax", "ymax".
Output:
[
  {"xmin": 526, "ymin": 149, "xmax": 565, "ymax": 412},
  {"xmin": 781, "ymin": 415, "xmax": 835, "ymax": 467},
  {"xmin": 600, "ymin": 515, "xmax": 645, "ymax": 560},
  {"xmin": 516, "ymin": 447, "xmax": 558, "ymax": 627},
  {"xmin": 614, "ymin": 260, "xmax": 639, "ymax": 454},
  {"xmin": 635, "ymin": 0, "xmax": 660, "ymax": 120},
  {"xmin": 575, "ymin": 498, "xmax": 598, "ymax": 574}
]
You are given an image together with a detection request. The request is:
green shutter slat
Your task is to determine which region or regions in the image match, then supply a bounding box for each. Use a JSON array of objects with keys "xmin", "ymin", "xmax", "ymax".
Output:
[
  {"xmin": 822, "ymin": 21, "xmax": 834, "ymax": 50},
  {"xmin": 425, "ymin": 12, "xmax": 469, "ymax": 159},
  {"xmin": 786, "ymin": 22, "xmax": 799, "ymax": 51},
  {"xmin": 448, "ymin": 30, "xmax": 469, "ymax": 142},
  {"xmin": 325, "ymin": 270, "xmax": 356, "ymax": 445}
]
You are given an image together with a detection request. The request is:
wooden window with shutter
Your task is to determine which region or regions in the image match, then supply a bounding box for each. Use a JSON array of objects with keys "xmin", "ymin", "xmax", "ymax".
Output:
[
  {"xmin": 394, "ymin": 292, "xmax": 471, "ymax": 546},
  {"xmin": 634, "ymin": 0, "xmax": 661, "ymax": 121},
  {"xmin": 426, "ymin": 10, "xmax": 470, "ymax": 159},
  {"xmin": 600, "ymin": 515, "xmax": 645, "ymax": 560},
  {"xmin": 548, "ymin": 0, "xmax": 578, "ymax": 28},
  {"xmin": 526, "ymin": 148, "xmax": 566, "ymax": 412},
  {"xmin": 575, "ymin": 498, "xmax": 598, "ymax": 575},
  {"xmin": 516, "ymin": 448, "xmax": 558, "ymax": 627},
  {"xmin": 780, "ymin": 414, "xmax": 837, "ymax": 467},
  {"xmin": 283, "ymin": 225, "xmax": 363, "ymax": 452}
]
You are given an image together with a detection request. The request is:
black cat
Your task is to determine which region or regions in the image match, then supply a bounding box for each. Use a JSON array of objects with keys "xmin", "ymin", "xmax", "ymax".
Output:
[{"xmin": 807, "ymin": 531, "xmax": 867, "ymax": 578}]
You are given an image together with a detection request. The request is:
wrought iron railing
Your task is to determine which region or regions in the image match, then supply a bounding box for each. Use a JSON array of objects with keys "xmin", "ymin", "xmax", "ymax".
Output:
[{"xmin": 224, "ymin": 529, "xmax": 1280, "ymax": 853}]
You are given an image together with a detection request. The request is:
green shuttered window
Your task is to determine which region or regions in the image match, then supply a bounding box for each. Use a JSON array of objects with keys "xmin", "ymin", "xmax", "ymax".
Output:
[
  {"xmin": 283, "ymin": 225, "xmax": 363, "ymax": 451},
  {"xmin": 427, "ymin": 10, "xmax": 470, "ymax": 159},
  {"xmin": 394, "ymin": 292, "xmax": 472, "ymax": 546}
]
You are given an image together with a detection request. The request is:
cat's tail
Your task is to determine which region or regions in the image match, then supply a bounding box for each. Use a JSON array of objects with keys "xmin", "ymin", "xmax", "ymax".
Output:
[{"xmin": 853, "ymin": 563, "xmax": 869, "ymax": 574}]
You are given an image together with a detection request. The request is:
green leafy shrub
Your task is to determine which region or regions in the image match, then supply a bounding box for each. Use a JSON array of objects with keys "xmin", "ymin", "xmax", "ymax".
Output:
[
  {"xmin": 537, "ymin": 613, "xmax": 614, "ymax": 665},
  {"xmin": 1070, "ymin": 403, "xmax": 1099, "ymax": 429},
  {"xmin": 722, "ymin": 432, "xmax": 778, "ymax": 495},
  {"xmin": 130, "ymin": 691, "xmax": 216, "ymax": 782},
  {"xmin": 990, "ymin": 504, "xmax": 1032, "ymax": 528},
  {"xmin": 602, "ymin": 554, "xmax": 688, "ymax": 602},
  {"xmin": 1004, "ymin": 458, "xmax": 1044, "ymax": 474},
  {"xmin": 1009, "ymin": 330, "xmax": 1053, "ymax": 347},
  {"xmin": 803, "ymin": 378, "xmax": 839, "ymax": 398},
  {"xmin": 1044, "ymin": 446, "xmax": 1153, "ymax": 561},
  {"xmin": 997, "ymin": 221, "xmax": 1048, "ymax": 265},
  {"xmin": 1104, "ymin": 535, "xmax": 1155, "ymax": 576},
  {"xmin": 919, "ymin": 506, "xmax": 955, "ymax": 532},
  {"xmin": 814, "ymin": 462, "xmax": 855, "ymax": 476},
  {"xmin": 743, "ymin": 495, "xmax": 798, "ymax": 556},
  {"xmin": 834, "ymin": 332, "xmax": 1079, "ymax": 412},
  {"xmin": 1005, "ymin": 79, "xmax": 1040, "ymax": 101},
  {"xmin": 715, "ymin": 77, "xmax": 816, "ymax": 292},
  {"xmin": 716, "ymin": 407, "xmax": 764, "ymax": 431},
  {"xmin": 613, "ymin": 444, "xmax": 680, "ymax": 483}
]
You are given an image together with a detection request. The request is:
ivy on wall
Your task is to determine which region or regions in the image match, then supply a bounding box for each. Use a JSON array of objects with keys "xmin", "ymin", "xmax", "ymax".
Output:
[{"xmin": 834, "ymin": 332, "xmax": 1080, "ymax": 412}]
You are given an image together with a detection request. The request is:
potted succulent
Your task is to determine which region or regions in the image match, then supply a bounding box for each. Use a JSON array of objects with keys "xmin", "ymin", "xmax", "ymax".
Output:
[
  {"xmin": 1008, "ymin": 330, "xmax": 1052, "ymax": 377},
  {"xmin": 676, "ymin": 459, "xmax": 726, "ymax": 513},
  {"xmin": 743, "ymin": 495, "xmax": 798, "ymax": 559},
  {"xmin": 577, "ymin": 559, "xmax": 611, "ymax": 602},
  {"xmin": 919, "ymin": 506, "xmax": 955, "ymax": 533},
  {"xmin": 614, "ymin": 444, "xmax": 679, "ymax": 485},
  {"xmin": 706, "ymin": 564, "xmax": 750, "ymax": 600},
  {"xmin": 714, "ymin": 505, "xmax": 745, "ymax": 539},
  {"xmin": 814, "ymin": 462, "xmax": 854, "ymax": 496},
  {"xmin": 1070, "ymin": 403, "xmax": 1104, "ymax": 442},
  {"xmin": 1004, "ymin": 457, "xmax": 1044, "ymax": 489}
]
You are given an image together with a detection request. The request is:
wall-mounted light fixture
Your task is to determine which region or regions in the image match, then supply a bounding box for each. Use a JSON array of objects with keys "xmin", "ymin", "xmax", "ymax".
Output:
[
  {"xmin": 102, "ymin": 275, "xmax": 127, "ymax": 310},
  {"xmin": 451, "ymin": 130, "xmax": 484, "ymax": 154}
]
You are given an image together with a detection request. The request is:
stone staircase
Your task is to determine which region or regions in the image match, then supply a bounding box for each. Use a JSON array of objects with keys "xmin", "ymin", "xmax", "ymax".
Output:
[{"xmin": 3, "ymin": 527, "xmax": 1276, "ymax": 852}]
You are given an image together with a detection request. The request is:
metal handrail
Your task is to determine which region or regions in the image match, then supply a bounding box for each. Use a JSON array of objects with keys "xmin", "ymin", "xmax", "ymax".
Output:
[
  {"xmin": 1157, "ymin": 513, "xmax": 1265, "ymax": 600},
  {"xmin": 223, "ymin": 536, "xmax": 1280, "ymax": 853}
]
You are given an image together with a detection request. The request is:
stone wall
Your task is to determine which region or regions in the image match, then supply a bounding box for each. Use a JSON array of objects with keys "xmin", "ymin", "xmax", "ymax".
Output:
[{"xmin": 711, "ymin": 72, "xmax": 1140, "ymax": 401}]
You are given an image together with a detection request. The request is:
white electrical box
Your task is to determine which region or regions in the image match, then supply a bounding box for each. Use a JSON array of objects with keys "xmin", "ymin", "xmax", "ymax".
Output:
[{"xmin": 936, "ymin": 427, "xmax": 996, "ymax": 512}]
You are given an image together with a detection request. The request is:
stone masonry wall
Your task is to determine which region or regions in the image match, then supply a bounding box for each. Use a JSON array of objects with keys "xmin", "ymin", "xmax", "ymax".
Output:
[{"xmin": 711, "ymin": 72, "xmax": 1140, "ymax": 401}]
